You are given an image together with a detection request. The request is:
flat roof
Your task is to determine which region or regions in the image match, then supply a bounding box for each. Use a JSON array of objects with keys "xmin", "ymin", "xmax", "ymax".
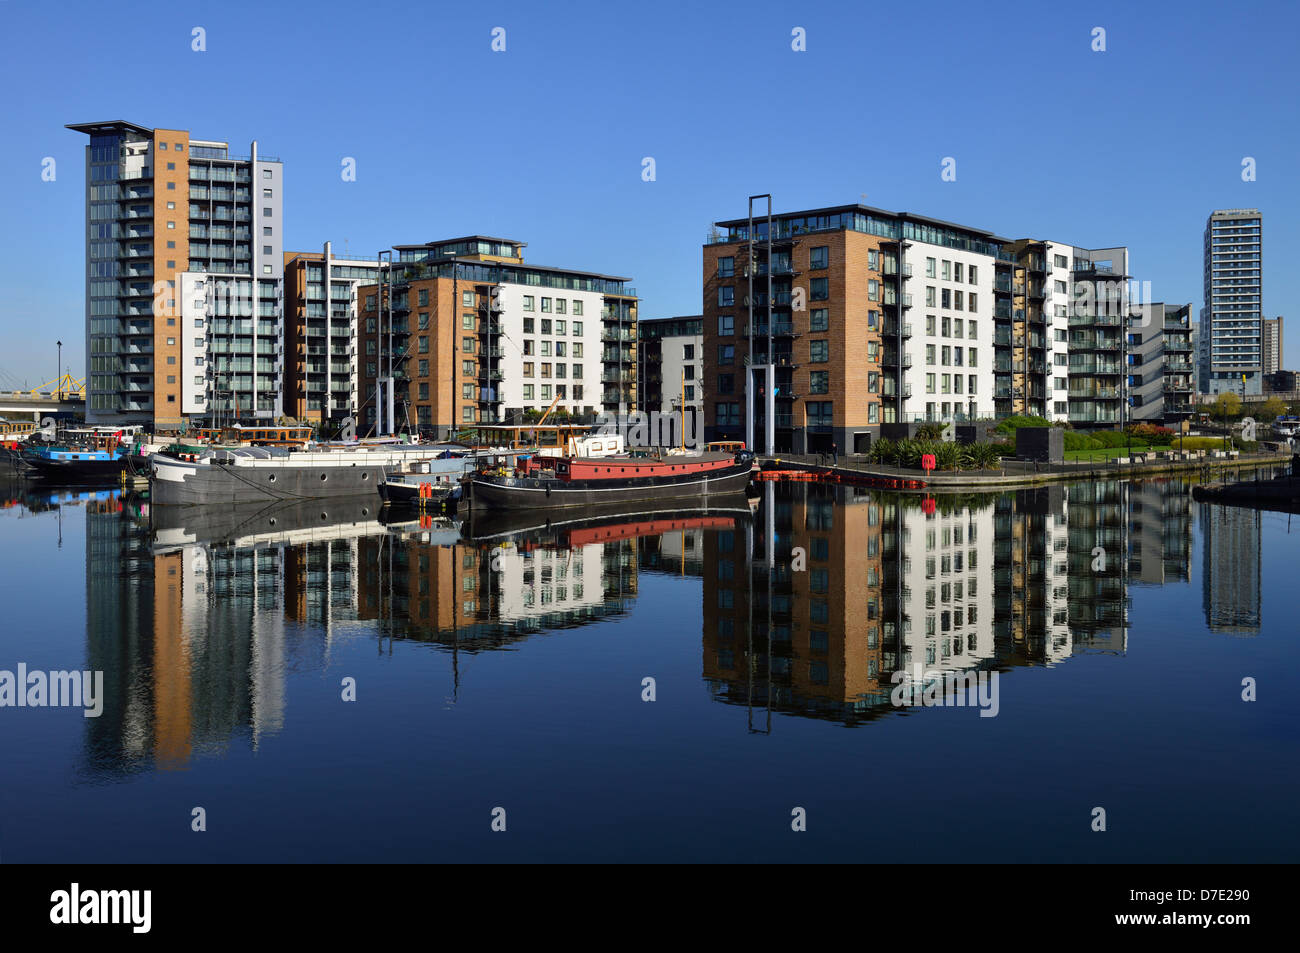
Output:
[
  {"xmin": 394, "ymin": 236, "xmax": 526, "ymax": 250},
  {"xmin": 713, "ymin": 202, "xmax": 1002, "ymax": 240},
  {"xmin": 639, "ymin": 314, "xmax": 703, "ymax": 324},
  {"xmin": 66, "ymin": 120, "xmax": 154, "ymax": 137}
]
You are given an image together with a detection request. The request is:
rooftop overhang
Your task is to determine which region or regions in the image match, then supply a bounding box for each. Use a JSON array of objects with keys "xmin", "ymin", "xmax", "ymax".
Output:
[{"xmin": 66, "ymin": 120, "xmax": 154, "ymax": 138}]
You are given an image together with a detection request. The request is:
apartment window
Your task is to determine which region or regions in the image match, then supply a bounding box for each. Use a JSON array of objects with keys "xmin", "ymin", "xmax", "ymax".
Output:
[
  {"xmin": 969, "ymin": 265, "xmax": 977, "ymax": 284},
  {"xmin": 810, "ymin": 370, "xmax": 829, "ymax": 394},
  {"xmin": 166, "ymin": 375, "xmax": 176, "ymax": 384},
  {"xmin": 166, "ymin": 240, "xmax": 175, "ymax": 249},
  {"xmin": 194, "ymin": 318, "xmax": 203, "ymax": 328},
  {"xmin": 942, "ymin": 260, "xmax": 952, "ymax": 280},
  {"xmin": 417, "ymin": 336, "xmax": 429, "ymax": 354},
  {"xmin": 194, "ymin": 338, "xmax": 202, "ymax": 347},
  {"xmin": 572, "ymin": 364, "xmax": 583, "ymax": 379},
  {"xmin": 926, "ymin": 257, "xmax": 936, "ymax": 278},
  {"xmin": 718, "ymin": 287, "xmax": 734, "ymax": 307},
  {"xmin": 867, "ymin": 370, "xmax": 879, "ymax": 393},
  {"xmin": 263, "ymin": 245, "xmax": 272, "ymax": 255},
  {"xmin": 166, "ymin": 182, "xmax": 175, "ymax": 190},
  {"xmin": 573, "ymin": 342, "xmax": 583, "ymax": 357},
  {"xmin": 868, "ymin": 250, "xmax": 879, "ymax": 271},
  {"xmin": 523, "ymin": 362, "xmax": 534, "ymax": 377},
  {"xmin": 926, "ymin": 344, "xmax": 936, "ymax": 365},
  {"xmin": 954, "ymin": 346, "xmax": 964, "ymax": 366},
  {"xmin": 717, "ymin": 402, "xmax": 741, "ymax": 426},
  {"xmin": 167, "ymin": 356, "xmax": 176, "ymax": 365},
  {"xmin": 573, "ymin": 321, "xmax": 582, "ymax": 335},
  {"xmin": 523, "ymin": 384, "xmax": 534, "ymax": 401},
  {"xmin": 194, "ymin": 376, "xmax": 203, "ymax": 385},
  {"xmin": 462, "ymin": 406, "xmax": 474, "ymax": 421},
  {"xmin": 1055, "ymin": 377, "xmax": 1067, "ymax": 390},
  {"xmin": 458, "ymin": 360, "xmax": 469, "ymax": 375},
  {"xmin": 541, "ymin": 363, "xmax": 553, "ymax": 379},
  {"xmin": 462, "ymin": 337, "xmax": 473, "ymax": 352},
  {"xmin": 941, "ymin": 375, "xmax": 951, "ymax": 394},
  {"xmin": 942, "ymin": 346, "xmax": 951, "ymax": 365},
  {"xmin": 541, "ymin": 384, "xmax": 552, "ymax": 400},
  {"xmin": 166, "ymin": 162, "xmax": 175, "ymax": 171},
  {"xmin": 926, "ymin": 373, "xmax": 936, "ymax": 394},
  {"xmin": 462, "ymin": 313, "xmax": 475, "ymax": 329},
  {"xmin": 954, "ymin": 290, "xmax": 963, "ymax": 310},
  {"xmin": 166, "ymin": 201, "xmax": 175, "ymax": 210},
  {"xmin": 555, "ymin": 299, "xmax": 567, "ymax": 315},
  {"xmin": 168, "ymin": 260, "xmax": 176, "ymax": 269},
  {"xmin": 193, "ymin": 357, "xmax": 201, "ymax": 366},
  {"xmin": 968, "ymin": 349, "xmax": 977, "ymax": 367},
  {"xmin": 541, "ymin": 319, "xmax": 552, "ymax": 335},
  {"xmin": 263, "ymin": 207, "xmax": 271, "ymax": 217},
  {"xmin": 158, "ymin": 142, "xmax": 167, "ymax": 150},
  {"xmin": 263, "ymin": 265, "xmax": 272, "ymax": 274},
  {"xmin": 462, "ymin": 290, "xmax": 474, "ymax": 307},
  {"xmin": 1055, "ymin": 280, "xmax": 1068, "ymax": 294},
  {"xmin": 418, "ymin": 312, "xmax": 430, "ymax": 330},
  {"xmin": 954, "ymin": 318, "xmax": 963, "ymax": 337},
  {"xmin": 718, "ymin": 344, "xmax": 735, "ymax": 365},
  {"xmin": 683, "ymin": 343, "xmax": 695, "ymax": 360},
  {"xmin": 1054, "ymin": 254, "xmax": 1068, "ymax": 268},
  {"xmin": 717, "ymin": 256, "xmax": 735, "ymax": 277},
  {"xmin": 523, "ymin": 295, "xmax": 534, "ymax": 311},
  {"xmin": 523, "ymin": 318, "xmax": 534, "ymax": 334},
  {"xmin": 556, "ymin": 363, "xmax": 567, "ymax": 378},
  {"xmin": 809, "ymin": 340, "xmax": 829, "ymax": 363},
  {"xmin": 942, "ymin": 316, "xmax": 951, "ymax": 337},
  {"xmin": 810, "ymin": 308, "xmax": 828, "ymax": 332},
  {"xmin": 809, "ymin": 246, "xmax": 829, "ymax": 270},
  {"xmin": 867, "ymin": 279, "xmax": 879, "ymax": 302},
  {"xmin": 541, "ymin": 341, "xmax": 552, "ymax": 357},
  {"xmin": 926, "ymin": 314, "xmax": 936, "ymax": 335},
  {"xmin": 264, "ymin": 227, "xmax": 272, "ymax": 237},
  {"xmin": 718, "ymin": 373, "xmax": 735, "ymax": 394},
  {"xmin": 552, "ymin": 320, "xmax": 564, "ymax": 336},
  {"xmin": 941, "ymin": 289, "xmax": 951, "ymax": 309},
  {"xmin": 555, "ymin": 341, "xmax": 567, "ymax": 357},
  {"xmin": 718, "ymin": 315, "xmax": 734, "ymax": 336},
  {"xmin": 422, "ymin": 360, "xmax": 432, "ymax": 376},
  {"xmin": 954, "ymin": 262, "xmax": 963, "ymax": 282},
  {"xmin": 523, "ymin": 339, "xmax": 534, "ymax": 356},
  {"xmin": 969, "ymin": 292, "xmax": 977, "ymax": 312},
  {"xmin": 926, "ymin": 286, "xmax": 936, "ymax": 307},
  {"xmin": 541, "ymin": 297, "xmax": 552, "ymax": 312},
  {"xmin": 262, "ymin": 169, "xmax": 272, "ymax": 179}
]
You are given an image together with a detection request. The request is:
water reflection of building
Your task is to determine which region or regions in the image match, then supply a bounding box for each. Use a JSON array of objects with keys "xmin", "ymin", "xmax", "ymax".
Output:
[
  {"xmin": 704, "ymin": 482, "xmax": 889, "ymax": 726},
  {"xmin": 702, "ymin": 478, "xmax": 1209, "ymax": 729},
  {"xmin": 1198, "ymin": 501, "xmax": 1261, "ymax": 634}
]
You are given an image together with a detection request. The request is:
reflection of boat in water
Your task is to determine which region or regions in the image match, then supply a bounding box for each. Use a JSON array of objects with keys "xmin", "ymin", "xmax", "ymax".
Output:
[
  {"xmin": 377, "ymin": 511, "xmax": 464, "ymax": 546},
  {"xmin": 466, "ymin": 495, "xmax": 754, "ymax": 545},
  {"xmin": 151, "ymin": 494, "xmax": 386, "ymax": 552}
]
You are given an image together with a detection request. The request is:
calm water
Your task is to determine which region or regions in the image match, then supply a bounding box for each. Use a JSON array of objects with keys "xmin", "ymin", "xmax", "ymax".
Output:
[{"xmin": 0, "ymin": 473, "xmax": 1296, "ymax": 863}]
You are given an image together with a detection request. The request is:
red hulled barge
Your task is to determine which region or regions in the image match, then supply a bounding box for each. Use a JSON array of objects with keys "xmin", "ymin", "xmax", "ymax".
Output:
[{"xmin": 469, "ymin": 448, "xmax": 755, "ymax": 510}]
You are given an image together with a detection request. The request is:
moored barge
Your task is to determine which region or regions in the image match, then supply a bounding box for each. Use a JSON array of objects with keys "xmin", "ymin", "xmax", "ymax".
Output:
[{"xmin": 469, "ymin": 449, "xmax": 755, "ymax": 510}]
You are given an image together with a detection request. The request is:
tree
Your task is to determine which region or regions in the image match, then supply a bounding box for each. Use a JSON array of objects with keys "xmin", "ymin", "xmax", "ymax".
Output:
[
  {"xmin": 1212, "ymin": 391, "xmax": 1241, "ymax": 421},
  {"xmin": 1258, "ymin": 396, "xmax": 1286, "ymax": 421}
]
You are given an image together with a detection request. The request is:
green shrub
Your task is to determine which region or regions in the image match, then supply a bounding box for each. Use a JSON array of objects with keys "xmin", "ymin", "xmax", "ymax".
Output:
[{"xmin": 994, "ymin": 415, "xmax": 1052, "ymax": 434}]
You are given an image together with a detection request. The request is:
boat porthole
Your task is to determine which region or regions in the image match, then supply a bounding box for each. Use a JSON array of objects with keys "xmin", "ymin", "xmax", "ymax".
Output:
[
  {"xmin": 361, "ymin": 507, "xmax": 369, "ymax": 516},
  {"xmin": 320, "ymin": 473, "xmax": 328, "ymax": 481},
  {"xmin": 268, "ymin": 518, "xmax": 276, "ymax": 526},
  {"xmin": 321, "ymin": 512, "xmax": 328, "ymax": 520},
  {"xmin": 268, "ymin": 474, "xmax": 276, "ymax": 482},
  {"xmin": 362, "ymin": 472, "xmax": 369, "ymax": 480}
]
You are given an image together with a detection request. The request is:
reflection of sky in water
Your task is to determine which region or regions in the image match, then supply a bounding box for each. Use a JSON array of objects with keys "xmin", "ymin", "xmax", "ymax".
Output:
[{"xmin": 0, "ymin": 476, "xmax": 1295, "ymax": 863}]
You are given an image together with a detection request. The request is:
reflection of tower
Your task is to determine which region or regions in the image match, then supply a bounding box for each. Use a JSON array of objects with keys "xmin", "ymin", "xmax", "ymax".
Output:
[
  {"xmin": 993, "ymin": 486, "xmax": 1071, "ymax": 666},
  {"xmin": 1199, "ymin": 502, "xmax": 1261, "ymax": 634},
  {"xmin": 890, "ymin": 496, "xmax": 997, "ymax": 681},
  {"xmin": 1126, "ymin": 479, "xmax": 1193, "ymax": 585},
  {"xmin": 702, "ymin": 483, "xmax": 891, "ymax": 726},
  {"xmin": 1066, "ymin": 479, "xmax": 1129, "ymax": 653}
]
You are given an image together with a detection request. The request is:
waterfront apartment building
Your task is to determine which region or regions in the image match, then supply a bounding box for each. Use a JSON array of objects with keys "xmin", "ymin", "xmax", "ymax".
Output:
[
  {"xmin": 637, "ymin": 314, "xmax": 703, "ymax": 425},
  {"xmin": 282, "ymin": 245, "xmax": 382, "ymax": 428},
  {"xmin": 1262, "ymin": 315, "xmax": 1283, "ymax": 376},
  {"xmin": 355, "ymin": 237, "xmax": 637, "ymax": 437},
  {"xmin": 700, "ymin": 202, "xmax": 1156, "ymax": 452},
  {"xmin": 1199, "ymin": 209, "xmax": 1263, "ymax": 396},
  {"xmin": 69, "ymin": 120, "xmax": 284, "ymax": 429},
  {"xmin": 1126, "ymin": 303, "xmax": 1195, "ymax": 424}
]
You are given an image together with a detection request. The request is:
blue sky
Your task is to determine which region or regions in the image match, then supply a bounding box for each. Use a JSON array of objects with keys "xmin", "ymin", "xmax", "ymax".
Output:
[{"xmin": 0, "ymin": 0, "xmax": 1295, "ymax": 385}]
